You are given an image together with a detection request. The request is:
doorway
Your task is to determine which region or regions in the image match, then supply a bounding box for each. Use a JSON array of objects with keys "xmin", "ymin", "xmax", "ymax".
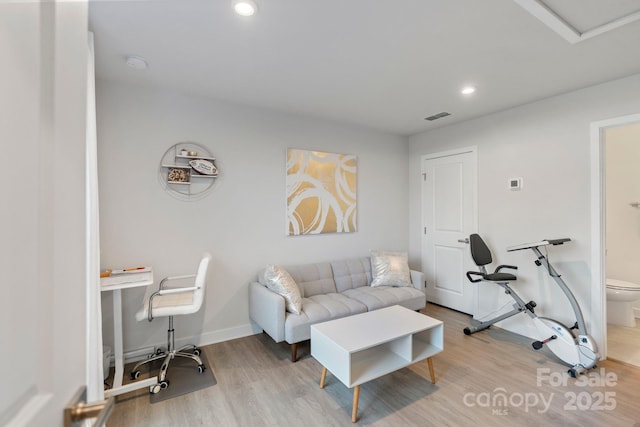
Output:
[
  {"xmin": 603, "ymin": 122, "xmax": 640, "ymax": 367},
  {"xmin": 591, "ymin": 113, "xmax": 640, "ymax": 365},
  {"xmin": 421, "ymin": 147, "xmax": 478, "ymax": 314}
]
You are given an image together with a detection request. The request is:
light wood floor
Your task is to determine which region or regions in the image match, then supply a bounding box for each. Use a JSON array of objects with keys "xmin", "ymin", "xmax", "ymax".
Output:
[
  {"xmin": 108, "ymin": 304, "xmax": 640, "ymax": 426},
  {"xmin": 608, "ymin": 321, "xmax": 640, "ymax": 368}
]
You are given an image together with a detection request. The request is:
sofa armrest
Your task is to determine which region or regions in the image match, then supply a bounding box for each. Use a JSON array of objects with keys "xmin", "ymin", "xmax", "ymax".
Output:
[
  {"xmin": 410, "ymin": 270, "xmax": 425, "ymax": 292},
  {"xmin": 249, "ymin": 281, "xmax": 286, "ymax": 342}
]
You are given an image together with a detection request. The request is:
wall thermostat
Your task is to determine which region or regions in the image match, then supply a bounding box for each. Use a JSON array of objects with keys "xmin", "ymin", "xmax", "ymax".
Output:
[{"xmin": 509, "ymin": 177, "xmax": 522, "ymax": 191}]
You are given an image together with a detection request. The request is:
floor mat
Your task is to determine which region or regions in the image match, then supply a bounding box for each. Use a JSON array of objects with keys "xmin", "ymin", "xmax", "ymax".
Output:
[{"xmin": 139, "ymin": 352, "xmax": 217, "ymax": 403}]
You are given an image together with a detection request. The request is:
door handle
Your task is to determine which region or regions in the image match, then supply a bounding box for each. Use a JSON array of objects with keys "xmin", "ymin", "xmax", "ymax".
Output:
[
  {"xmin": 458, "ymin": 238, "xmax": 469, "ymax": 244},
  {"xmin": 64, "ymin": 387, "xmax": 115, "ymax": 427}
]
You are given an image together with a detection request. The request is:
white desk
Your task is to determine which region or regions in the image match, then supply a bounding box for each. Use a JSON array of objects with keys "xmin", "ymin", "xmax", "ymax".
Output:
[{"xmin": 101, "ymin": 269, "xmax": 158, "ymax": 397}]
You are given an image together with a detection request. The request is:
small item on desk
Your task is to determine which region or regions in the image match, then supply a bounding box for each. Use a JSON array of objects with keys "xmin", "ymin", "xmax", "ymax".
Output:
[
  {"xmin": 100, "ymin": 269, "xmax": 113, "ymax": 278},
  {"xmin": 110, "ymin": 266, "xmax": 152, "ymax": 275},
  {"xmin": 101, "ymin": 267, "xmax": 153, "ymax": 288}
]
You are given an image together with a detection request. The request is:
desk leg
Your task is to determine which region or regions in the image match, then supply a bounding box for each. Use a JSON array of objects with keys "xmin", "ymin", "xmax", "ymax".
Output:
[
  {"xmin": 320, "ymin": 367, "xmax": 327, "ymax": 389},
  {"xmin": 112, "ymin": 289, "xmax": 124, "ymax": 389},
  {"xmin": 427, "ymin": 357, "xmax": 436, "ymax": 384},
  {"xmin": 351, "ymin": 385, "xmax": 360, "ymax": 423},
  {"xmin": 104, "ymin": 288, "xmax": 158, "ymax": 398}
]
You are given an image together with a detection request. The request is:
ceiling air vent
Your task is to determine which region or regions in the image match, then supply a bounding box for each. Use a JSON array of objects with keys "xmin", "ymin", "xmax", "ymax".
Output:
[{"xmin": 424, "ymin": 112, "xmax": 451, "ymax": 121}]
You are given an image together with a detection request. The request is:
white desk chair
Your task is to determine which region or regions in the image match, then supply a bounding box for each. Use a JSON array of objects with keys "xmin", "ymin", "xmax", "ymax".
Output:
[{"xmin": 131, "ymin": 253, "xmax": 211, "ymax": 394}]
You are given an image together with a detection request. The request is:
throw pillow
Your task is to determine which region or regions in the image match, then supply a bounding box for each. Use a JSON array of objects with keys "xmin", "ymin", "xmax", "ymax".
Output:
[
  {"xmin": 370, "ymin": 251, "xmax": 411, "ymax": 287},
  {"xmin": 263, "ymin": 265, "xmax": 303, "ymax": 315}
]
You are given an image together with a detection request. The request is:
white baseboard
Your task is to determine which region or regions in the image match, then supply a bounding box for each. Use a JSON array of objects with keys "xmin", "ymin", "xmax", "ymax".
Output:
[
  {"xmin": 634, "ymin": 307, "xmax": 640, "ymax": 319},
  {"xmin": 121, "ymin": 323, "xmax": 261, "ymax": 364},
  {"xmin": 121, "ymin": 346, "xmax": 157, "ymax": 363},
  {"xmin": 198, "ymin": 323, "xmax": 261, "ymax": 346}
]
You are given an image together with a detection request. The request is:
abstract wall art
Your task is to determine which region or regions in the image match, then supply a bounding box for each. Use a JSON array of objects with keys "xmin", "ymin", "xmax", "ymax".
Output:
[{"xmin": 286, "ymin": 148, "xmax": 357, "ymax": 235}]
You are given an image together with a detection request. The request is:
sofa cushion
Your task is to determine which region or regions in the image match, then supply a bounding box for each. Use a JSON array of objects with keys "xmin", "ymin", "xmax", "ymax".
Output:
[
  {"xmin": 262, "ymin": 265, "xmax": 303, "ymax": 315},
  {"xmin": 284, "ymin": 293, "xmax": 367, "ymax": 343},
  {"xmin": 331, "ymin": 257, "xmax": 372, "ymax": 293},
  {"xmin": 258, "ymin": 267, "xmax": 304, "ymax": 297},
  {"xmin": 341, "ymin": 286, "xmax": 426, "ymax": 311},
  {"xmin": 284, "ymin": 262, "xmax": 336, "ymax": 297},
  {"xmin": 370, "ymin": 250, "xmax": 412, "ymax": 287}
]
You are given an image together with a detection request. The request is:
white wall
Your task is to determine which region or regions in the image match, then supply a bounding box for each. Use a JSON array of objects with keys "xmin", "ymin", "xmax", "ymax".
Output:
[
  {"xmin": 96, "ymin": 81, "xmax": 410, "ymax": 356},
  {"xmin": 409, "ymin": 73, "xmax": 640, "ymax": 345},
  {"xmin": 605, "ymin": 123, "xmax": 640, "ymax": 315}
]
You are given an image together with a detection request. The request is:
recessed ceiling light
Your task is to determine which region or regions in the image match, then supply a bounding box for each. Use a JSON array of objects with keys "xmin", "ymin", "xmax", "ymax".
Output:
[
  {"xmin": 233, "ymin": 0, "xmax": 257, "ymax": 17},
  {"xmin": 461, "ymin": 86, "xmax": 476, "ymax": 95},
  {"xmin": 125, "ymin": 55, "xmax": 147, "ymax": 70}
]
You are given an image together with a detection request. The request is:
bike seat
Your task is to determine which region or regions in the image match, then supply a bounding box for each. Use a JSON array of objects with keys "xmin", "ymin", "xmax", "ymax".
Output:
[{"xmin": 482, "ymin": 272, "xmax": 517, "ymax": 282}]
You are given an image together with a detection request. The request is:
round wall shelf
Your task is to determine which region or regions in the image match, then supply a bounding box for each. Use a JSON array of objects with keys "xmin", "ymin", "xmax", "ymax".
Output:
[{"xmin": 158, "ymin": 142, "xmax": 219, "ymax": 201}]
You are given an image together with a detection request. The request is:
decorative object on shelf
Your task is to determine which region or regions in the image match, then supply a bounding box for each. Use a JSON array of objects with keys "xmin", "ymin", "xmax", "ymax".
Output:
[
  {"xmin": 286, "ymin": 148, "xmax": 357, "ymax": 235},
  {"xmin": 168, "ymin": 167, "xmax": 190, "ymax": 183},
  {"xmin": 158, "ymin": 142, "xmax": 220, "ymax": 201},
  {"xmin": 189, "ymin": 159, "xmax": 217, "ymax": 176}
]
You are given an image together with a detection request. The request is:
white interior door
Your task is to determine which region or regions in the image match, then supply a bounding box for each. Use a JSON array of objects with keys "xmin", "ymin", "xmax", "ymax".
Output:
[
  {"xmin": 422, "ymin": 148, "xmax": 477, "ymax": 314},
  {"xmin": 0, "ymin": 3, "xmax": 108, "ymax": 426}
]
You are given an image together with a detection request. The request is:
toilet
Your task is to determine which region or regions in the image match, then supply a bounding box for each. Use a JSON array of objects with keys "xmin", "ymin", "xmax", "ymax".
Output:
[{"xmin": 606, "ymin": 278, "xmax": 640, "ymax": 327}]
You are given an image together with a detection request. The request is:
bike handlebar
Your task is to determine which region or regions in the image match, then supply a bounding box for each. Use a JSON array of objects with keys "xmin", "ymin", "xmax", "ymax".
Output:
[{"xmin": 507, "ymin": 238, "xmax": 571, "ymax": 252}]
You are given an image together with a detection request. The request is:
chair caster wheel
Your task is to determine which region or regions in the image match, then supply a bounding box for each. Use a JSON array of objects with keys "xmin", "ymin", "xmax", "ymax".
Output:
[
  {"xmin": 130, "ymin": 370, "xmax": 141, "ymax": 380},
  {"xmin": 148, "ymin": 348, "xmax": 164, "ymax": 358},
  {"xmin": 193, "ymin": 348, "xmax": 201, "ymax": 356},
  {"xmin": 150, "ymin": 380, "xmax": 170, "ymax": 394},
  {"xmin": 568, "ymin": 369, "xmax": 577, "ymax": 378},
  {"xmin": 463, "ymin": 327, "xmax": 471, "ymax": 335},
  {"xmin": 197, "ymin": 364, "xmax": 206, "ymax": 374}
]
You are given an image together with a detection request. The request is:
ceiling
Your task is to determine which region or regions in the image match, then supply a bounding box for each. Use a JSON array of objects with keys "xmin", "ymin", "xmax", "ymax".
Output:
[{"xmin": 88, "ymin": 0, "xmax": 640, "ymax": 136}]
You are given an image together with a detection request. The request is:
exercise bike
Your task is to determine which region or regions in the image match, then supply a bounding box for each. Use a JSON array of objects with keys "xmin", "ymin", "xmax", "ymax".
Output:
[{"xmin": 464, "ymin": 234, "xmax": 600, "ymax": 377}]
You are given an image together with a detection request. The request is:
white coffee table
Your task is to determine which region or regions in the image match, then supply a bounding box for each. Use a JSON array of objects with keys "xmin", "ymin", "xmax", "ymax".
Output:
[{"xmin": 310, "ymin": 305, "xmax": 443, "ymax": 422}]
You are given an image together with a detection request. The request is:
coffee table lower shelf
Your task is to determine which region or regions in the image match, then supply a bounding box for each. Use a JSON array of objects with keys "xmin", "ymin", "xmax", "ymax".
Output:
[{"xmin": 318, "ymin": 356, "xmax": 437, "ymax": 423}]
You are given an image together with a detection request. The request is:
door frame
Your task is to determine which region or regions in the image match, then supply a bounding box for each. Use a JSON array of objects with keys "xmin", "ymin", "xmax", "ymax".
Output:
[
  {"xmin": 590, "ymin": 112, "xmax": 640, "ymax": 360},
  {"xmin": 421, "ymin": 146, "xmax": 478, "ymax": 315}
]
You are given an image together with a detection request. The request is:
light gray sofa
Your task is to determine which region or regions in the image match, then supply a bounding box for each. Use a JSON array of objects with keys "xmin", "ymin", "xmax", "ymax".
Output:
[{"xmin": 249, "ymin": 257, "xmax": 426, "ymax": 362}]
